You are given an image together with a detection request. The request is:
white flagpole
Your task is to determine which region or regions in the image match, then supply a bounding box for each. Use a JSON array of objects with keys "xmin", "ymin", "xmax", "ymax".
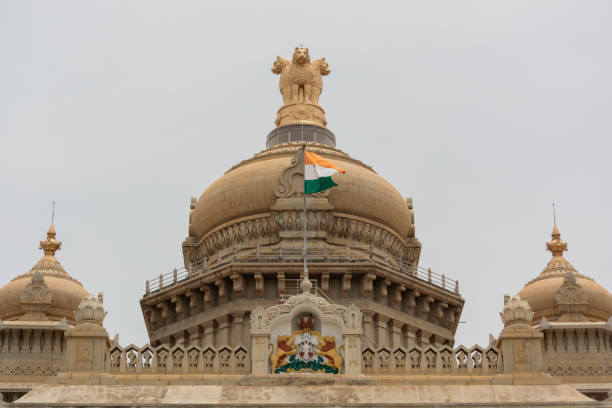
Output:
[{"xmin": 303, "ymin": 145, "xmax": 308, "ymax": 283}]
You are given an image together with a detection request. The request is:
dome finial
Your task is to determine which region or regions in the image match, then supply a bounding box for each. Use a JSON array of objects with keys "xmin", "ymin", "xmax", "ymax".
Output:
[
  {"xmin": 547, "ymin": 202, "xmax": 566, "ymax": 257},
  {"xmin": 40, "ymin": 223, "xmax": 62, "ymax": 257},
  {"xmin": 547, "ymin": 223, "xmax": 567, "ymax": 257}
]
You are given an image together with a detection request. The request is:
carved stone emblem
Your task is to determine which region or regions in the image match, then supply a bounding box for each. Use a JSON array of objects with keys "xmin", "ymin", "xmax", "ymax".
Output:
[
  {"xmin": 18, "ymin": 271, "xmax": 53, "ymax": 320},
  {"xmin": 271, "ymin": 47, "xmax": 331, "ymax": 128}
]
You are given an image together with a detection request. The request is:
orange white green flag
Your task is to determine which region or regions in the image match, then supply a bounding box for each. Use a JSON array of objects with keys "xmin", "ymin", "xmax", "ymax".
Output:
[{"xmin": 304, "ymin": 150, "xmax": 346, "ymax": 194}]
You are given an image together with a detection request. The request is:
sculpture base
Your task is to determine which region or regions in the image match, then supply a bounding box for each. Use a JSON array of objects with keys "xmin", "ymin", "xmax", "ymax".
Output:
[
  {"xmin": 276, "ymin": 103, "xmax": 327, "ymax": 128},
  {"xmin": 266, "ymin": 124, "xmax": 336, "ymax": 149}
]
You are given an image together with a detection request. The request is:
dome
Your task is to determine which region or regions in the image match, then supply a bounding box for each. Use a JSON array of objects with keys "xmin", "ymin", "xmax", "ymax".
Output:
[
  {"xmin": 517, "ymin": 225, "xmax": 612, "ymax": 323},
  {"xmin": 0, "ymin": 225, "xmax": 88, "ymax": 324},
  {"xmin": 190, "ymin": 142, "xmax": 414, "ymax": 249}
]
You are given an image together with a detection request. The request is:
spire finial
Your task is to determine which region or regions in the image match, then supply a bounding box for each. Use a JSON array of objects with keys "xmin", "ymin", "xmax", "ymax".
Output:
[
  {"xmin": 552, "ymin": 202, "xmax": 560, "ymax": 238},
  {"xmin": 546, "ymin": 205, "xmax": 567, "ymax": 257},
  {"xmin": 51, "ymin": 200, "xmax": 55, "ymax": 225},
  {"xmin": 40, "ymin": 221, "xmax": 62, "ymax": 257}
]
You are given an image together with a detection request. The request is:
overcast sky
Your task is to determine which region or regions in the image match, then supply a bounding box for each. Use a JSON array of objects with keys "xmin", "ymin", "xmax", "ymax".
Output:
[{"xmin": 1, "ymin": 1, "xmax": 611, "ymax": 348}]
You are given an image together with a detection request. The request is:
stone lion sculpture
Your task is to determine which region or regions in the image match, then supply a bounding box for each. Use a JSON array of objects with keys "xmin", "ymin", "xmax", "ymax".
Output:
[{"xmin": 271, "ymin": 47, "xmax": 330, "ymax": 106}]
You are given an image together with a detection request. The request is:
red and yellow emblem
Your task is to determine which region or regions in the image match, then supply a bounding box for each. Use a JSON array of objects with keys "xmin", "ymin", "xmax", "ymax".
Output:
[{"xmin": 270, "ymin": 316, "xmax": 343, "ymax": 374}]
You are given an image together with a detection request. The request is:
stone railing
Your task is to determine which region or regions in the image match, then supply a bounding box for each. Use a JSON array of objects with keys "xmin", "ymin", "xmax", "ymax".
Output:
[
  {"xmin": 145, "ymin": 244, "xmax": 458, "ymax": 296},
  {"xmin": 107, "ymin": 343, "xmax": 250, "ymax": 374},
  {"xmin": 0, "ymin": 324, "xmax": 67, "ymax": 378},
  {"xmin": 539, "ymin": 321, "xmax": 612, "ymax": 377},
  {"xmin": 361, "ymin": 344, "xmax": 501, "ymax": 375}
]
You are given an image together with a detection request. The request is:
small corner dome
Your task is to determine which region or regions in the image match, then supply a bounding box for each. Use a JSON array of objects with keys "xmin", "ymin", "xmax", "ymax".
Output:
[
  {"xmin": 0, "ymin": 225, "xmax": 89, "ymax": 324},
  {"xmin": 517, "ymin": 225, "xmax": 612, "ymax": 324}
]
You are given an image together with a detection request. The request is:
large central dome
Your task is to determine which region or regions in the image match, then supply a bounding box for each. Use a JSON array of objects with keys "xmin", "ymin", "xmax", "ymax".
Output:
[{"xmin": 190, "ymin": 143, "xmax": 415, "ymax": 254}]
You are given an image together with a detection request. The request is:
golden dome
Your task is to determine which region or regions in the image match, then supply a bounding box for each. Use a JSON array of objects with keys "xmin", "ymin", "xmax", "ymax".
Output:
[
  {"xmin": 517, "ymin": 225, "xmax": 612, "ymax": 323},
  {"xmin": 0, "ymin": 225, "xmax": 88, "ymax": 324},
  {"xmin": 188, "ymin": 142, "xmax": 417, "ymax": 260},
  {"xmin": 192, "ymin": 143, "xmax": 412, "ymax": 239}
]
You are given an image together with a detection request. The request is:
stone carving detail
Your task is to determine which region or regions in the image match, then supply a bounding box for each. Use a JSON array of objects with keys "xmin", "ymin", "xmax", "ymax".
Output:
[
  {"xmin": 275, "ymin": 150, "xmax": 302, "ymax": 199},
  {"xmin": 361, "ymin": 344, "xmax": 503, "ymax": 374},
  {"xmin": 110, "ymin": 348, "xmax": 121, "ymax": 368},
  {"xmin": 203, "ymin": 348, "xmax": 215, "ymax": 370},
  {"xmin": 104, "ymin": 343, "xmax": 248, "ymax": 374},
  {"xmin": 172, "ymin": 349, "xmax": 184, "ymax": 368},
  {"xmin": 440, "ymin": 349, "xmax": 452, "ymax": 369},
  {"xmin": 274, "ymin": 149, "xmax": 329, "ymax": 200},
  {"xmin": 377, "ymin": 349, "xmax": 390, "ymax": 371},
  {"xmin": 0, "ymin": 365, "xmax": 61, "ymax": 376},
  {"xmin": 219, "ymin": 347, "xmax": 231, "ymax": 370},
  {"xmin": 18, "ymin": 271, "xmax": 53, "ymax": 320},
  {"xmin": 127, "ymin": 350, "xmax": 137, "ymax": 368},
  {"xmin": 199, "ymin": 216, "xmax": 279, "ymax": 257},
  {"xmin": 234, "ymin": 347, "xmax": 248, "ymax": 371},
  {"xmin": 271, "ymin": 47, "xmax": 330, "ymax": 127},
  {"xmin": 500, "ymin": 296, "xmax": 533, "ymax": 326},
  {"xmin": 424, "ymin": 349, "xmax": 437, "ymax": 368},
  {"xmin": 157, "ymin": 349, "xmax": 168, "ymax": 368},
  {"xmin": 547, "ymin": 365, "xmax": 612, "ymax": 376},
  {"xmin": 142, "ymin": 349, "xmax": 152, "ymax": 367},
  {"xmin": 249, "ymin": 290, "xmax": 360, "ymax": 332},
  {"xmin": 74, "ymin": 293, "xmax": 107, "ymax": 325},
  {"xmin": 187, "ymin": 348, "xmax": 199, "ymax": 368},
  {"xmin": 486, "ymin": 350, "xmax": 498, "ymax": 369},
  {"xmin": 555, "ymin": 273, "xmax": 589, "ymax": 321},
  {"xmin": 409, "ymin": 349, "xmax": 421, "ymax": 369},
  {"xmin": 362, "ymin": 349, "xmax": 374, "ymax": 372},
  {"xmin": 192, "ymin": 209, "xmax": 418, "ymax": 265}
]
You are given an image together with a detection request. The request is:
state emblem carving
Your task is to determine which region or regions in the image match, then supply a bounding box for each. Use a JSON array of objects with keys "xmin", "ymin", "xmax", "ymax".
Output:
[{"xmin": 270, "ymin": 316, "xmax": 343, "ymax": 374}]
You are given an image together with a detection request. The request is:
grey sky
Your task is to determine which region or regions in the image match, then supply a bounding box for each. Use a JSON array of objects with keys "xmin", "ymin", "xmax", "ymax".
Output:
[{"xmin": 1, "ymin": 1, "xmax": 611, "ymax": 348}]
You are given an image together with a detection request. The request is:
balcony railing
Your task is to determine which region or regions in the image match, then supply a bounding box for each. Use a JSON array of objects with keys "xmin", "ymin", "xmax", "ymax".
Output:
[{"xmin": 144, "ymin": 244, "xmax": 459, "ymax": 297}]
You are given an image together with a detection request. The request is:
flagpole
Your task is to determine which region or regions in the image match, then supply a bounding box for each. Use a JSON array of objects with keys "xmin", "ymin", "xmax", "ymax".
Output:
[{"xmin": 303, "ymin": 145, "xmax": 308, "ymax": 283}]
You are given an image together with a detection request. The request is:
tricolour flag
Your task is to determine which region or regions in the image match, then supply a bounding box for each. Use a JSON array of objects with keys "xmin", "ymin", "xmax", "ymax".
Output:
[{"xmin": 304, "ymin": 151, "xmax": 346, "ymax": 194}]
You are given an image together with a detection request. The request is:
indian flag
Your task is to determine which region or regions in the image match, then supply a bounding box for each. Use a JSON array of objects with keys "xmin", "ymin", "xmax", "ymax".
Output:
[{"xmin": 304, "ymin": 151, "xmax": 346, "ymax": 194}]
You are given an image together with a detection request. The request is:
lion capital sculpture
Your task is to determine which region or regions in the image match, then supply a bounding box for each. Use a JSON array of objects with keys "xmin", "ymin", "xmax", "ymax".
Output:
[{"xmin": 271, "ymin": 47, "xmax": 330, "ymax": 106}]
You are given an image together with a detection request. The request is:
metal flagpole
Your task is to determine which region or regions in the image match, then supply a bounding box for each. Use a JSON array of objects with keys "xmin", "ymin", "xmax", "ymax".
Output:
[{"xmin": 303, "ymin": 145, "xmax": 308, "ymax": 282}]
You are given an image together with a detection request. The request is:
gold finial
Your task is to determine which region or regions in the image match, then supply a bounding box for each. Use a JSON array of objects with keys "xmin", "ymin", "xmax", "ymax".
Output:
[
  {"xmin": 271, "ymin": 47, "xmax": 331, "ymax": 128},
  {"xmin": 40, "ymin": 223, "xmax": 62, "ymax": 256},
  {"xmin": 546, "ymin": 222, "xmax": 567, "ymax": 258}
]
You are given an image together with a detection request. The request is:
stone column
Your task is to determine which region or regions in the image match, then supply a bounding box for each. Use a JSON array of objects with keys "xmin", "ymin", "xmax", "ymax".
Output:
[
  {"xmin": 230, "ymin": 311, "xmax": 245, "ymax": 347},
  {"xmin": 343, "ymin": 304, "xmax": 363, "ymax": 376},
  {"xmin": 362, "ymin": 310, "xmax": 376, "ymax": 348},
  {"xmin": 64, "ymin": 294, "xmax": 109, "ymax": 372},
  {"xmin": 216, "ymin": 315, "xmax": 230, "ymax": 347},
  {"xmin": 390, "ymin": 320, "xmax": 404, "ymax": 349},
  {"xmin": 249, "ymin": 306, "xmax": 270, "ymax": 375},
  {"xmin": 375, "ymin": 314, "xmax": 390, "ymax": 349},
  {"xmin": 202, "ymin": 321, "xmax": 216, "ymax": 347},
  {"xmin": 497, "ymin": 296, "xmax": 544, "ymax": 373}
]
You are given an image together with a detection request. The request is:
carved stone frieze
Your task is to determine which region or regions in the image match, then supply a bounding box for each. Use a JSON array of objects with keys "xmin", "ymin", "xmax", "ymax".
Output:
[
  {"xmin": 18, "ymin": 271, "xmax": 53, "ymax": 320},
  {"xmin": 556, "ymin": 273, "xmax": 589, "ymax": 322}
]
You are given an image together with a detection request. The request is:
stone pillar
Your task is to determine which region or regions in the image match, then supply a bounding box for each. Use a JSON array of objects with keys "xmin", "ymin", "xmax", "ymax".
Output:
[
  {"xmin": 231, "ymin": 311, "xmax": 245, "ymax": 347},
  {"xmin": 362, "ymin": 310, "xmax": 375, "ymax": 348},
  {"xmin": 343, "ymin": 304, "xmax": 363, "ymax": 376},
  {"xmin": 64, "ymin": 294, "xmax": 109, "ymax": 372},
  {"xmin": 202, "ymin": 321, "xmax": 216, "ymax": 347},
  {"xmin": 216, "ymin": 315, "xmax": 230, "ymax": 347},
  {"xmin": 403, "ymin": 326, "xmax": 417, "ymax": 349},
  {"xmin": 497, "ymin": 296, "xmax": 544, "ymax": 373},
  {"xmin": 249, "ymin": 306, "xmax": 270, "ymax": 374},
  {"xmin": 375, "ymin": 314, "xmax": 390, "ymax": 348},
  {"xmin": 390, "ymin": 320, "xmax": 404, "ymax": 349}
]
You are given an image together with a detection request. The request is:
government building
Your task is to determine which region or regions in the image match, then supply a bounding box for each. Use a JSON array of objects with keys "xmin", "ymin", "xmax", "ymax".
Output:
[{"xmin": 1, "ymin": 48, "xmax": 611, "ymax": 406}]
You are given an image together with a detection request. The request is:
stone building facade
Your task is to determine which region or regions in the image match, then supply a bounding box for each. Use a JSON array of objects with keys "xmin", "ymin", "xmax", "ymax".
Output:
[{"xmin": 1, "ymin": 48, "xmax": 611, "ymax": 406}]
